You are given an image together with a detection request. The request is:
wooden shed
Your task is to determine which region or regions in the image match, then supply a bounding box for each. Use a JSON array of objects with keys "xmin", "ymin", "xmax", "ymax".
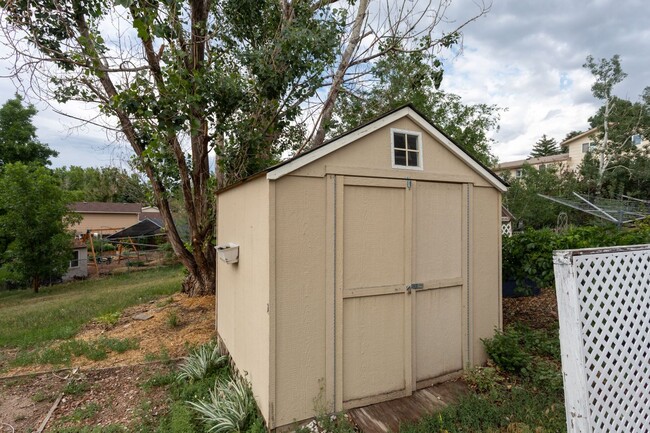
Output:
[{"xmin": 216, "ymin": 105, "xmax": 507, "ymax": 430}]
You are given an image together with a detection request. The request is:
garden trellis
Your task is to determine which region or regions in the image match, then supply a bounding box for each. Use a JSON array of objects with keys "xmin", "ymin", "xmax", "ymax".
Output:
[{"xmin": 554, "ymin": 244, "xmax": 650, "ymax": 432}]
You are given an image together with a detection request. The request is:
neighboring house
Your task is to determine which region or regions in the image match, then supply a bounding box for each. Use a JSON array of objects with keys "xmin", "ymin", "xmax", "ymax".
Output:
[
  {"xmin": 70, "ymin": 202, "xmax": 160, "ymax": 235},
  {"xmin": 62, "ymin": 240, "xmax": 88, "ymax": 281},
  {"xmin": 495, "ymin": 127, "xmax": 648, "ymax": 178},
  {"xmin": 216, "ymin": 104, "xmax": 507, "ymax": 430}
]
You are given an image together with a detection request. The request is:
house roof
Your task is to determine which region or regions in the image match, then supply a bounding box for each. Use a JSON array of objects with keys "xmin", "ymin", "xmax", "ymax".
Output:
[
  {"xmin": 218, "ymin": 104, "xmax": 508, "ymax": 194},
  {"xmin": 495, "ymin": 153, "xmax": 570, "ymax": 171},
  {"xmin": 71, "ymin": 202, "xmax": 142, "ymax": 214},
  {"xmin": 560, "ymin": 127, "xmax": 599, "ymax": 145},
  {"xmin": 501, "ymin": 206, "xmax": 515, "ymax": 222},
  {"xmin": 107, "ymin": 218, "xmax": 163, "ymax": 239}
]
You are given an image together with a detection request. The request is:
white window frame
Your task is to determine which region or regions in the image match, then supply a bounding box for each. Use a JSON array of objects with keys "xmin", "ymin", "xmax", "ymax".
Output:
[
  {"xmin": 70, "ymin": 250, "xmax": 80, "ymax": 268},
  {"xmin": 632, "ymin": 134, "xmax": 642, "ymax": 146},
  {"xmin": 391, "ymin": 128, "xmax": 423, "ymax": 170},
  {"xmin": 515, "ymin": 169, "xmax": 523, "ymax": 178}
]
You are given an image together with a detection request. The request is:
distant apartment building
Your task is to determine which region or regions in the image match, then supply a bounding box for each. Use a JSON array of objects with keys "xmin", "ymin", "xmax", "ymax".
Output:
[
  {"xmin": 495, "ymin": 127, "xmax": 647, "ymax": 179},
  {"xmin": 495, "ymin": 128, "xmax": 598, "ymax": 178}
]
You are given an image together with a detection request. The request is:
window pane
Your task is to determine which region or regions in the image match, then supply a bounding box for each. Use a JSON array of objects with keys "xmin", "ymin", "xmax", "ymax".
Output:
[
  {"xmin": 394, "ymin": 149, "xmax": 406, "ymax": 166},
  {"xmin": 407, "ymin": 134, "xmax": 418, "ymax": 150},
  {"xmin": 407, "ymin": 151, "xmax": 418, "ymax": 167},
  {"xmin": 394, "ymin": 133, "xmax": 406, "ymax": 149}
]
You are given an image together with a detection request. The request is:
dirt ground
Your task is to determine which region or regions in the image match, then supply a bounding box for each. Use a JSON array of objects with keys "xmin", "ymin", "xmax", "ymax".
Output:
[
  {"xmin": 503, "ymin": 287, "xmax": 559, "ymax": 329},
  {"xmin": 0, "ymin": 293, "xmax": 215, "ymax": 432}
]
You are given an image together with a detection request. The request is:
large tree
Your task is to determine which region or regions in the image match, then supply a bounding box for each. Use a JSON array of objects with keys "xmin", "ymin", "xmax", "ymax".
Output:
[
  {"xmin": 0, "ymin": 0, "xmax": 490, "ymax": 296},
  {"xmin": 0, "ymin": 163, "xmax": 79, "ymax": 292},
  {"xmin": 0, "ymin": 94, "xmax": 58, "ymax": 166},
  {"xmin": 582, "ymin": 55, "xmax": 650, "ymax": 192},
  {"xmin": 53, "ymin": 166, "xmax": 150, "ymax": 203},
  {"xmin": 329, "ymin": 48, "xmax": 501, "ymax": 166},
  {"xmin": 530, "ymin": 134, "xmax": 560, "ymax": 158}
]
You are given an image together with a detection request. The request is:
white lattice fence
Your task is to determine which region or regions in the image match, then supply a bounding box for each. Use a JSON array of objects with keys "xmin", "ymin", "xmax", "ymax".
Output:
[
  {"xmin": 501, "ymin": 222, "xmax": 512, "ymax": 237},
  {"xmin": 553, "ymin": 245, "xmax": 650, "ymax": 433}
]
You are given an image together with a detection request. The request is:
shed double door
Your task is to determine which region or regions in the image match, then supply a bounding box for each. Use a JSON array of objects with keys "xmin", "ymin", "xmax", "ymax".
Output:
[{"xmin": 334, "ymin": 176, "xmax": 468, "ymax": 409}]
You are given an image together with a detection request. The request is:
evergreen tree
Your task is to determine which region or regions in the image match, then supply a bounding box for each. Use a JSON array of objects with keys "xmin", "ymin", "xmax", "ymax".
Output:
[{"xmin": 530, "ymin": 135, "xmax": 560, "ymax": 158}]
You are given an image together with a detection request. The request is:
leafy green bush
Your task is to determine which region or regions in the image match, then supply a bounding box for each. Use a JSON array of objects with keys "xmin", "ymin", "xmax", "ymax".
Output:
[
  {"xmin": 503, "ymin": 223, "xmax": 650, "ymax": 290},
  {"xmin": 482, "ymin": 328, "xmax": 532, "ymax": 373}
]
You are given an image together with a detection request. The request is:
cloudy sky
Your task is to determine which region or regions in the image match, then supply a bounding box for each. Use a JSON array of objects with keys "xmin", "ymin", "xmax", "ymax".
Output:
[{"xmin": 0, "ymin": 0, "xmax": 648, "ymax": 167}]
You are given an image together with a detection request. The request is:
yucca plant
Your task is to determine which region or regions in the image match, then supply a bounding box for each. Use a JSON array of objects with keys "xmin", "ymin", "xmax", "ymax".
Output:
[
  {"xmin": 188, "ymin": 375, "xmax": 256, "ymax": 433},
  {"xmin": 177, "ymin": 342, "xmax": 228, "ymax": 382}
]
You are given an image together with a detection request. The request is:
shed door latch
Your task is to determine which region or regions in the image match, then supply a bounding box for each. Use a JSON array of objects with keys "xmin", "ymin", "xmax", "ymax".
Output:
[{"xmin": 406, "ymin": 283, "xmax": 423, "ymax": 294}]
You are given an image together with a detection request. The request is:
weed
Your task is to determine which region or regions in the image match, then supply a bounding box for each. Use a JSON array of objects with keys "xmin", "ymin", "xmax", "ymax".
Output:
[
  {"xmin": 143, "ymin": 347, "xmax": 172, "ymax": 364},
  {"xmin": 64, "ymin": 379, "xmax": 91, "ymax": 396},
  {"xmin": 50, "ymin": 424, "xmax": 127, "ymax": 433},
  {"xmin": 31, "ymin": 391, "xmax": 57, "ymax": 403},
  {"xmin": 96, "ymin": 312, "xmax": 121, "ymax": 327},
  {"xmin": 64, "ymin": 402, "xmax": 101, "ymax": 422},
  {"xmin": 156, "ymin": 297, "xmax": 175, "ymax": 308},
  {"xmin": 464, "ymin": 367, "xmax": 505, "ymax": 396},
  {"xmin": 166, "ymin": 310, "xmax": 180, "ymax": 328},
  {"xmin": 99, "ymin": 337, "xmax": 139, "ymax": 353},
  {"xmin": 141, "ymin": 371, "xmax": 176, "ymax": 390}
]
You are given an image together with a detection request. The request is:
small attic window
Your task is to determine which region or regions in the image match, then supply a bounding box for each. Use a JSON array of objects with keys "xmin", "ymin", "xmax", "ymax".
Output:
[{"xmin": 391, "ymin": 129, "xmax": 423, "ymax": 170}]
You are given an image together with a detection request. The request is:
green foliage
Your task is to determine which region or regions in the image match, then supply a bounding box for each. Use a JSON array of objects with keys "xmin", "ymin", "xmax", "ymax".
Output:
[
  {"xmin": 530, "ymin": 134, "xmax": 560, "ymax": 158},
  {"xmin": 502, "ymin": 164, "xmax": 582, "ymax": 229},
  {"xmin": 0, "ymin": 94, "xmax": 58, "ymax": 166},
  {"xmin": 53, "ymin": 166, "xmax": 151, "ymax": 204},
  {"xmin": 96, "ymin": 311, "xmax": 121, "ymax": 327},
  {"xmin": 503, "ymin": 224, "xmax": 650, "ymax": 289},
  {"xmin": 0, "ymin": 266, "xmax": 182, "ymax": 348},
  {"xmin": 166, "ymin": 309, "xmax": 180, "ymax": 328},
  {"xmin": 483, "ymin": 329, "xmax": 533, "ymax": 373},
  {"xmin": 176, "ymin": 341, "xmax": 228, "ymax": 383},
  {"xmin": 12, "ymin": 337, "xmax": 139, "ymax": 367},
  {"xmin": 0, "ymin": 163, "xmax": 80, "ymax": 292},
  {"xmin": 332, "ymin": 48, "xmax": 501, "ymax": 166},
  {"xmin": 188, "ymin": 375, "xmax": 257, "ymax": 433},
  {"xmin": 64, "ymin": 379, "xmax": 91, "ymax": 396}
]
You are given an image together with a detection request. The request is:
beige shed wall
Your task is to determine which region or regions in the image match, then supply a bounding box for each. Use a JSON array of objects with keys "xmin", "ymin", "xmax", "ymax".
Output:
[
  {"xmin": 273, "ymin": 176, "xmax": 327, "ymax": 427},
  {"xmin": 471, "ymin": 186, "xmax": 502, "ymax": 364},
  {"xmin": 72, "ymin": 213, "xmax": 139, "ymax": 235},
  {"xmin": 292, "ymin": 117, "xmax": 492, "ymax": 188},
  {"xmin": 217, "ymin": 177, "xmax": 271, "ymax": 422}
]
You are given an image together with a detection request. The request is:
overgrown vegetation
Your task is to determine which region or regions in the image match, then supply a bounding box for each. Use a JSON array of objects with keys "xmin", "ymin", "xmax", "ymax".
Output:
[
  {"xmin": 503, "ymin": 222, "xmax": 650, "ymax": 290},
  {"xmin": 11, "ymin": 337, "xmax": 139, "ymax": 367},
  {"xmin": 0, "ymin": 265, "xmax": 182, "ymax": 348},
  {"xmin": 402, "ymin": 324, "xmax": 565, "ymax": 432}
]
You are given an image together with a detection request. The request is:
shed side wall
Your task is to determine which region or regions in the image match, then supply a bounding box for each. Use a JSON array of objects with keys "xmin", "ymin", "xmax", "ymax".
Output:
[
  {"xmin": 273, "ymin": 176, "xmax": 327, "ymax": 427},
  {"xmin": 471, "ymin": 186, "xmax": 501, "ymax": 364},
  {"xmin": 217, "ymin": 177, "xmax": 270, "ymax": 422}
]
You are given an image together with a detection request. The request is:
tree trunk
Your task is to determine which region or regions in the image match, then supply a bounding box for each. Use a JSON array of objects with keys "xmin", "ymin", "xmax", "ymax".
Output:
[
  {"xmin": 182, "ymin": 265, "xmax": 215, "ymax": 297},
  {"xmin": 32, "ymin": 276, "xmax": 40, "ymax": 293}
]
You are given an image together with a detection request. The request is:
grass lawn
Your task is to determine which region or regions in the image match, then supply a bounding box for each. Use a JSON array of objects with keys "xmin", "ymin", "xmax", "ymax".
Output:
[{"xmin": 0, "ymin": 266, "xmax": 183, "ymax": 349}]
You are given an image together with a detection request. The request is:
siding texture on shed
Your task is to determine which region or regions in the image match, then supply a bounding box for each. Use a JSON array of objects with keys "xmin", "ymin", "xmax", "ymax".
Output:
[
  {"xmin": 217, "ymin": 176, "xmax": 271, "ymax": 422},
  {"xmin": 471, "ymin": 186, "xmax": 502, "ymax": 364},
  {"xmin": 291, "ymin": 117, "xmax": 491, "ymax": 188},
  {"xmin": 274, "ymin": 176, "xmax": 327, "ymax": 426}
]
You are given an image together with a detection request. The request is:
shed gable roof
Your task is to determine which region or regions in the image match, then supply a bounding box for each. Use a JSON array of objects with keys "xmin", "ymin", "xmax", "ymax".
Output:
[{"xmin": 267, "ymin": 105, "xmax": 507, "ymax": 192}]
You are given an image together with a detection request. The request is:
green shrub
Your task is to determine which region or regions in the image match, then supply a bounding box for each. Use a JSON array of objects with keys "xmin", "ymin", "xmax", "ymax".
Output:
[
  {"xmin": 503, "ymin": 224, "xmax": 650, "ymax": 290},
  {"xmin": 482, "ymin": 328, "xmax": 532, "ymax": 373}
]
